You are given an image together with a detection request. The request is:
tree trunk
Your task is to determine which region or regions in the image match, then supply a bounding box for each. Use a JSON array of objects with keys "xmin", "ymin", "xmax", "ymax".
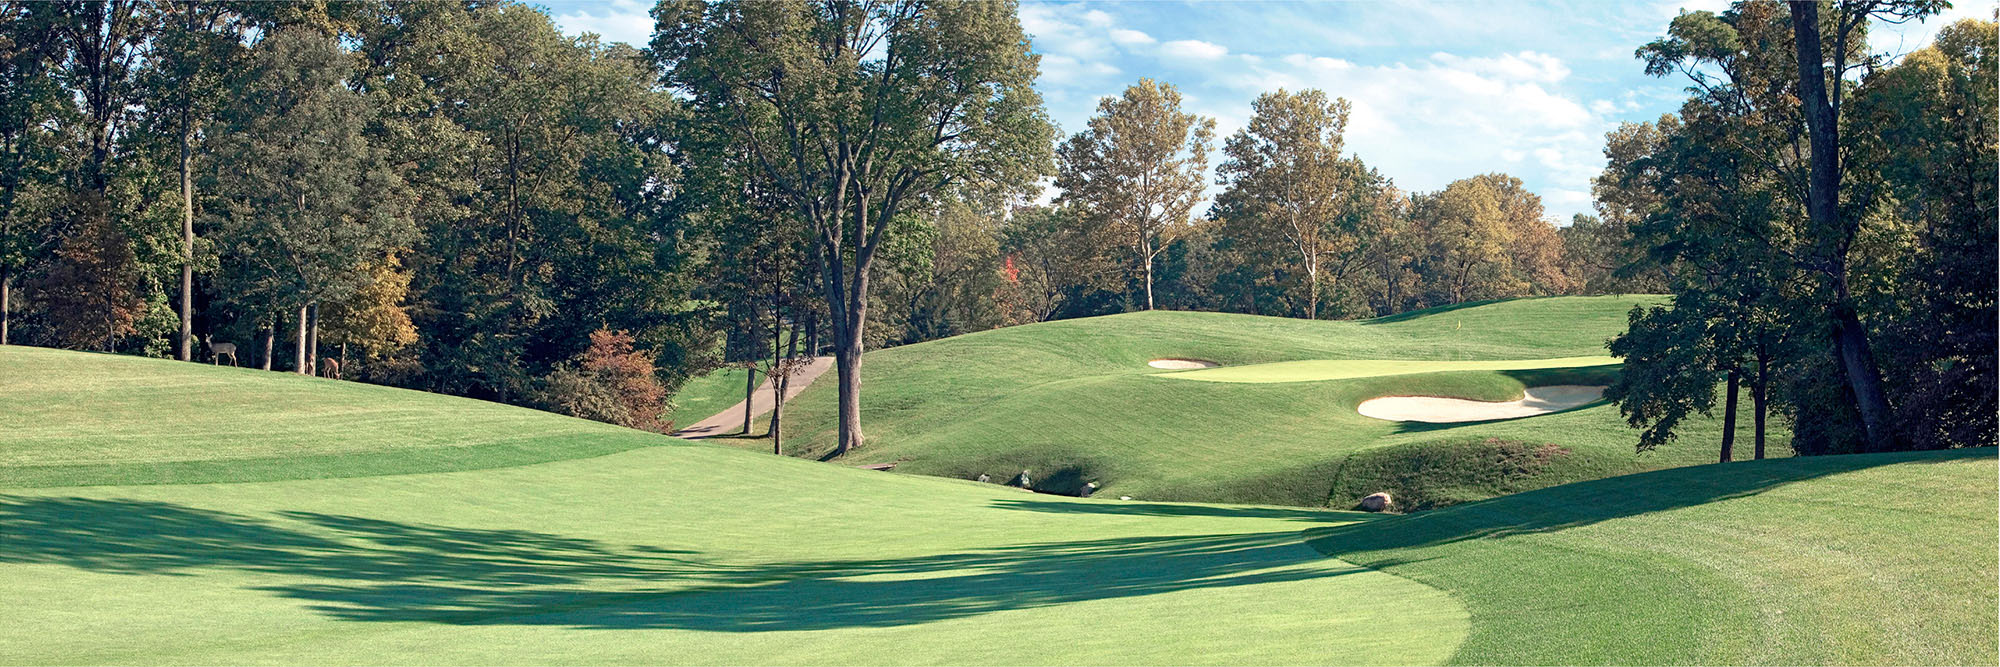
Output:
[
  {"xmin": 177, "ymin": 122, "xmax": 194, "ymax": 362},
  {"xmin": 1, "ymin": 268, "xmax": 9, "ymax": 346},
  {"xmin": 261, "ymin": 325, "xmax": 273, "ymax": 371},
  {"xmin": 832, "ymin": 334, "xmax": 864, "ymax": 455},
  {"xmin": 1790, "ymin": 3, "xmax": 1895, "ymax": 452},
  {"xmin": 741, "ymin": 362, "xmax": 756, "ymax": 435},
  {"xmin": 1752, "ymin": 348, "xmax": 1769, "ymax": 460},
  {"xmin": 1720, "ymin": 368, "xmax": 1739, "ymax": 463},
  {"xmin": 1306, "ymin": 266, "xmax": 1319, "ymax": 320},
  {"xmin": 1142, "ymin": 238, "xmax": 1156, "ymax": 311},
  {"xmin": 307, "ymin": 302, "xmax": 319, "ymax": 376},
  {"xmin": 769, "ymin": 323, "xmax": 800, "ymax": 456},
  {"xmin": 295, "ymin": 304, "xmax": 308, "ymax": 374}
]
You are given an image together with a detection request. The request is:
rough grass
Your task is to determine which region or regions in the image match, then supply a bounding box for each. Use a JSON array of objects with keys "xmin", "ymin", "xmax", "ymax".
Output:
[{"xmin": 769, "ymin": 296, "xmax": 1768, "ymax": 507}]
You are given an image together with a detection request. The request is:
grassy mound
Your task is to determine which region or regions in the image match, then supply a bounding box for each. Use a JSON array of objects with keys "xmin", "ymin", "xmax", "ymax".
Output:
[
  {"xmin": 766, "ymin": 296, "xmax": 1759, "ymax": 507},
  {"xmin": 0, "ymin": 346, "xmax": 671, "ymax": 487},
  {"xmin": 1309, "ymin": 447, "xmax": 1998, "ymax": 665}
]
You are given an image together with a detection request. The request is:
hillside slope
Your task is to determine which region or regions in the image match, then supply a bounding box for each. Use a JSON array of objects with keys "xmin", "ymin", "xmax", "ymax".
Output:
[
  {"xmin": 768, "ymin": 296, "xmax": 1762, "ymax": 507},
  {"xmin": 0, "ymin": 347, "xmax": 1990, "ymax": 664}
]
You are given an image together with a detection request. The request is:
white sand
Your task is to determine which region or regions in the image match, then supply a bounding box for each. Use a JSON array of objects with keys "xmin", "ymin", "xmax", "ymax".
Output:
[
  {"xmin": 1149, "ymin": 358, "xmax": 1220, "ymax": 369},
  {"xmin": 1356, "ymin": 385, "xmax": 1607, "ymax": 423}
]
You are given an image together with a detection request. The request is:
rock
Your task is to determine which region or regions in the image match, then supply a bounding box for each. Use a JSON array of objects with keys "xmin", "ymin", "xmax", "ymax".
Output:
[
  {"xmin": 1079, "ymin": 482, "xmax": 1099, "ymax": 497},
  {"xmin": 1014, "ymin": 470, "xmax": 1032, "ymax": 488},
  {"xmin": 1118, "ymin": 496, "xmax": 1132, "ymax": 501},
  {"xmin": 976, "ymin": 473, "xmax": 990, "ymax": 483},
  {"xmin": 1359, "ymin": 492, "xmax": 1393, "ymax": 512}
]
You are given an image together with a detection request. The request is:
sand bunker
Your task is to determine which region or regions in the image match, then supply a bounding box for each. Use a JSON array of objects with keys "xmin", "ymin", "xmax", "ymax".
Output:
[
  {"xmin": 1357, "ymin": 385, "xmax": 1607, "ymax": 423},
  {"xmin": 1149, "ymin": 358, "xmax": 1220, "ymax": 370}
]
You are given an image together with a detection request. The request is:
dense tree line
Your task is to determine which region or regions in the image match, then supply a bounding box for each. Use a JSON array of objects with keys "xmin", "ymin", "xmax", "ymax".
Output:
[
  {"xmin": 3, "ymin": 0, "xmax": 1987, "ymax": 461},
  {"xmin": 0, "ymin": 1, "xmax": 702, "ymax": 424},
  {"xmin": 1606, "ymin": 1, "xmax": 1994, "ymax": 458}
]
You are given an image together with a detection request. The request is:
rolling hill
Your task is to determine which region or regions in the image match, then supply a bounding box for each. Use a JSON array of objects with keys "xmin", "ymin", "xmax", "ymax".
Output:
[{"xmin": 0, "ymin": 343, "xmax": 1990, "ymax": 664}]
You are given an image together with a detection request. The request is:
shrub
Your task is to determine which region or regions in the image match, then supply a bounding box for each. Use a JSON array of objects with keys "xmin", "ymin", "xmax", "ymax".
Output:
[{"xmin": 537, "ymin": 330, "xmax": 671, "ymax": 432}]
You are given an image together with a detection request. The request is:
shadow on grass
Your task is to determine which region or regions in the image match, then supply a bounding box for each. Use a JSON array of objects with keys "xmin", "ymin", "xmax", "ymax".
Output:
[
  {"xmin": 1383, "ymin": 400, "xmax": 1613, "ymax": 435},
  {"xmin": 986, "ymin": 498, "xmax": 1360, "ymax": 523},
  {"xmin": 1306, "ymin": 448, "xmax": 1995, "ymax": 556},
  {"xmin": 0, "ymin": 496, "xmax": 1355, "ymax": 631}
]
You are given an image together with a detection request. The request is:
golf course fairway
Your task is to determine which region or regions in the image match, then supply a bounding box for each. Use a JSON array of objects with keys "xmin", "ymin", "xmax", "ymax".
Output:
[{"xmin": 3, "ymin": 338, "xmax": 1994, "ymax": 664}]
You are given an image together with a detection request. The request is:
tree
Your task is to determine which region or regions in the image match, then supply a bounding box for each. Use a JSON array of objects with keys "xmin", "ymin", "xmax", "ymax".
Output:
[
  {"xmin": 352, "ymin": 3, "xmax": 691, "ymax": 401},
  {"xmin": 142, "ymin": 1, "xmax": 243, "ymax": 361},
  {"xmin": 208, "ymin": 28, "xmax": 412, "ymax": 374},
  {"xmin": 996, "ymin": 205, "xmax": 1119, "ymax": 323},
  {"xmin": 1785, "ymin": 0, "xmax": 1944, "ymax": 451},
  {"xmin": 654, "ymin": 0, "xmax": 1056, "ymax": 457},
  {"xmin": 317, "ymin": 255, "xmax": 419, "ymax": 380},
  {"xmin": 1406, "ymin": 173, "xmax": 1567, "ymax": 305},
  {"xmin": 1571, "ymin": 119, "xmax": 1676, "ymax": 294},
  {"xmin": 1056, "ymin": 78, "xmax": 1213, "ymax": 312},
  {"xmin": 0, "ymin": 3, "xmax": 69, "ymax": 346},
  {"xmin": 1215, "ymin": 89, "xmax": 1369, "ymax": 320},
  {"xmin": 540, "ymin": 329, "xmax": 671, "ymax": 432},
  {"xmin": 1846, "ymin": 18, "xmax": 1997, "ymax": 450}
]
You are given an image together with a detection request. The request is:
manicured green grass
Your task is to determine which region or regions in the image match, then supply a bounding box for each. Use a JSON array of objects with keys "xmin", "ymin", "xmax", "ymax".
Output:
[
  {"xmin": 1308, "ymin": 447, "xmax": 1999, "ymax": 665},
  {"xmin": 1160, "ymin": 355, "xmax": 1617, "ymax": 383},
  {"xmin": 0, "ymin": 353, "xmax": 1466, "ymax": 665},
  {"xmin": 0, "ymin": 346, "xmax": 668, "ymax": 487},
  {"xmin": 770, "ymin": 296, "xmax": 1764, "ymax": 507},
  {"xmin": 1, "ymin": 349, "xmax": 1989, "ymax": 665},
  {"xmin": 669, "ymin": 366, "xmax": 751, "ymax": 425}
]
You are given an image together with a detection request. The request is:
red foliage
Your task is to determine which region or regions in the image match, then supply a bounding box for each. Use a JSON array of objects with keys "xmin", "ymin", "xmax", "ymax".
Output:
[{"xmin": 29, "ymin": 207, "xmax": 144, "ymax": 350}]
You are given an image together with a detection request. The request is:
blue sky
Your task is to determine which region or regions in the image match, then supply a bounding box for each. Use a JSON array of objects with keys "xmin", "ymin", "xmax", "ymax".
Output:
[{"xmin": 542, "ymin": 0, "xmax": 1991, "ymax": 224}]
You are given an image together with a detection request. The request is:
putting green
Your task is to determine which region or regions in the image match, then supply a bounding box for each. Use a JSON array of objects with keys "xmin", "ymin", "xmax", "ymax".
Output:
[{"xmin": 1155, "ymin": 356, "xmax": 1619, "ymax": 384}]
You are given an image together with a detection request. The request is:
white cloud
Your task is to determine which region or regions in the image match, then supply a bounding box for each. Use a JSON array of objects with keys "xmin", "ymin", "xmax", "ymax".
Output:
[
  {"xmin": 1161, "ymin": 39, "xmax": 1230, "ymax": 60},
  {"xmin": 1078, "ymin": 43, "xmax": 1618, "ymax": 221},
  {"xmin": 1109, "ymin": 28, "xmax": 1156, "ymax": 46},
  {"xmin": 1038, "ymin": 54, "xmax": 1121, "ymax": 86},
  {"xmin": 1549, "ymin": 188, "xmax": 1593, "ymax": 205},
  {"xmin": 549, "ymin": 0, "xmax": 653, "ymax": 47},
  {"xmin": 1430, "ymin": 51, "xmax": 1571, "ymax": 82}
]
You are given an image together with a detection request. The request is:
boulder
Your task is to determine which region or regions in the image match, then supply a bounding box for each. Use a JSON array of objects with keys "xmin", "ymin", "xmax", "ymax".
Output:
[
  {"xmin": 1359, "ymin": 492, "xmax": 1393, "ymax": 512},
  {"xmin": 976, "ymin": 473, "xmax": 991, "ymax": 483},
  {"xmin": 1014, "ymin": 470, "xmax": 1033, "ymax": 488}
]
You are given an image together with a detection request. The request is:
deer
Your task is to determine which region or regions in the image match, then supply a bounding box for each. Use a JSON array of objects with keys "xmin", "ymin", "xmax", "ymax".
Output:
[
  {"xmin": 202, "ymin": 334, "xmax": 238, "ymax": 367},
  {"xmin": 319, "ymin": 357, "xmax": 341, "ymax": 380}
]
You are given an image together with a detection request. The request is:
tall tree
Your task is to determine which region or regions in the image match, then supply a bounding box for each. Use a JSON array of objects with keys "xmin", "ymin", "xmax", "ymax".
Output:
[
  {"xmin": 1215, "ymin": 89, "xmax": 1366, "ymax": 320},
  {"xmin": 1785, "ymin": 0, "xmax": 1942, "ymax": 451},
  {"xmin": 1056, "ymin": 78, "xmax": 1213, "ymax": 312},
  {"xmin": 142, "ymin": 1, "xmax": 243, "ymax": 361},
  {"xmin": 0, "ymin": 3, "xmax": 69, "ymax": 346},
  {"xmin": 1846, "ymin": 17, "xmax": 1998, "ymax": 450},
  {"xmin": 654, "ymin": 0, "xmax": 1056, "ymax": 456},
  {"xmin": 208, "ymin": 28, "xmax": 412, "ymax": 374}
]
